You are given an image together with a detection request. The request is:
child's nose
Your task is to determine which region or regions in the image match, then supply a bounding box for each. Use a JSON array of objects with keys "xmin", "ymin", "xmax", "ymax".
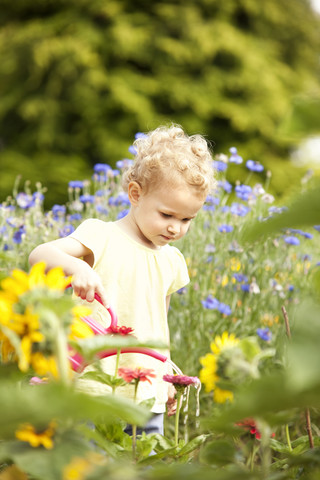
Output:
[{"xmin": 168, "ymin": 222, "xmax": 180, "ymax": 234}]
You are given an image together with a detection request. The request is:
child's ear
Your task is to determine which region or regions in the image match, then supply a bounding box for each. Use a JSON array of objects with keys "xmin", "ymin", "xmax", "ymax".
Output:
[{"xmin": 128, "ymin": 181, "xmax": 142, "ymax": 205}]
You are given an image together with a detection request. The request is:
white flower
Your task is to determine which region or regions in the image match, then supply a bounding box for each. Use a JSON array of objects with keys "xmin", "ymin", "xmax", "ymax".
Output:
[
  {"xmin": 252, "ymin": 184, "xmax": 265, "ymax": 196},
  {"xmin": 250, "ymin": 282, "xmax": 260, "ymax": 294},
  {"xmin": 261, "ymin": 194, "xmax": 275, "ymax": 204}
]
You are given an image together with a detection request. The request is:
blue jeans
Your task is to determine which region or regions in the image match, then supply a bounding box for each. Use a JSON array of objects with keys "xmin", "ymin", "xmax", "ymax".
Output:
[{"xmin": 124, "ymin": 413, "xmax": 164, "ymax": 436}]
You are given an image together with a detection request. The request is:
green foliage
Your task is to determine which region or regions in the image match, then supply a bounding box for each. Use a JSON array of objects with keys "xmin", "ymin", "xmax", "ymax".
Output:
[
  {"xmin": 241, "ymin": 183, "xmax": 320, "ymax": 242},
  {"xmin": 1, "ymin": 0, "xmax": 320, "ymax": 204},
  {"xmin": 1, "ymin": 146, "xmax": 320, "ymax": 478}
]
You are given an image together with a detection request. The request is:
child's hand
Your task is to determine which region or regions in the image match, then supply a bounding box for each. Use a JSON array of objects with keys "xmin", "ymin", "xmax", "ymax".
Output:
[
  {"xmin": 72, "ymin": 265, "xmax": 108, "ymax": 308},
  {"xmin": 166, "ymin": 384, "xmax": 177, "ymax": 416}
]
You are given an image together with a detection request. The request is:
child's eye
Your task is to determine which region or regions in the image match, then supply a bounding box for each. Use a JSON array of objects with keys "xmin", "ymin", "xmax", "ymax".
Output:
[
  {"xmin": 182, "ymin": 218, "xmax": 192, "ymax": 222},
  {"xmin": 161, "ymin": 213, "xmax": 171, "ymax": 218}
]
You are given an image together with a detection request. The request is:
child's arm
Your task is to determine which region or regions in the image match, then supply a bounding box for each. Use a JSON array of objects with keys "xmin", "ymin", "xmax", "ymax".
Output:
[
  {"xmin": 29, "ymin": 238, "xmax": 108, "ymax": 306},
  {"xmin": 166, "ymin": 295, "xmax": 171, "ymax": 314}
]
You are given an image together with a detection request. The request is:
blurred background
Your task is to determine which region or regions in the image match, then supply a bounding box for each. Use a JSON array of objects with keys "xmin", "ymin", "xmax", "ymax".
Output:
[{"xmin": 0, "ymin": 0, "xmax": 320, "ymax": 208}]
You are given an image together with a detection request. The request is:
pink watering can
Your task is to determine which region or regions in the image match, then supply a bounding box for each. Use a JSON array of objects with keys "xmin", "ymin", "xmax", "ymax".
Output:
[{"xmin": 67, "ymin": 285, "xmax": 168, "ymax": 372}]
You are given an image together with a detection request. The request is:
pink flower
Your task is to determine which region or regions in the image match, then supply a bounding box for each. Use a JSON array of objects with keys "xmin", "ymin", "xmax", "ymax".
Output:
[
  {"xmin": 29, "ymin": 376, "xmax": 48, "ymax": 385},
  {"xmin": 163, "ymin": 374, "xmax": 200, "ymax": 387},
  {"xmin": 106, "ymin": 325, "xmax": 134, "ymax": 335},
  {"xmin": 118, "ymin": 367, "xmax": 156, "ymax": 384}
]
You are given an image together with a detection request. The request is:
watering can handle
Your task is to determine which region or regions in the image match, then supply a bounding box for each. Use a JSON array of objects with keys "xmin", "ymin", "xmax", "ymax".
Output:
[
  {"xmin": 65, "ymin": 283, "xmax": 118, "ymax": 329},
  {"xmin": 66, "ymin": 283, "xmax": 168, "ymax": 371}
]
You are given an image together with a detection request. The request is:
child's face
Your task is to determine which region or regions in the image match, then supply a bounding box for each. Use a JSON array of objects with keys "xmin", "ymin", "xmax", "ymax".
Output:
[{"xmin": 131, "ymin": 181, "xmax": 205, "ymax": 249}]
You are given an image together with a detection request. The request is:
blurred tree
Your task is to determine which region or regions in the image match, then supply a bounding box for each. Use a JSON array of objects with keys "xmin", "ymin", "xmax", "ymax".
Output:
[{"xmin": 0, "ymin": 0, "xmax": 319, "ymax": 205}]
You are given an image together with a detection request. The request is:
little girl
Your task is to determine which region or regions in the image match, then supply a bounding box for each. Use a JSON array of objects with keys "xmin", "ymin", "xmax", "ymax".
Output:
[{"xmin": 29, "ymin": 124, "xmax": 215, "ymax": 434}]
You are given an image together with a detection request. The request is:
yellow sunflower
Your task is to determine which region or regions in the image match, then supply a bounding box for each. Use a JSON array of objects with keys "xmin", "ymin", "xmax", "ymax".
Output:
[
  {"xmin": 199, "ymin": 350, "xmax": 234, "ymax": 404},
  {"xmin": 210, "ymin": 331, "xmax": 239, "ymax": 355},
  {"xmin": 69, "ymin": 306, "xmax": 94, "ymax": 341},
  {"xmin": 31, "ymin": 352, "xmax": 59, "ymax": 378},
  {"xmin": 1, "ymin": 262, "xmax": 71, "ymax": 300},
  {"xmin": 15, "ymin": 421, "xmax": 56, "ymax": 449}
]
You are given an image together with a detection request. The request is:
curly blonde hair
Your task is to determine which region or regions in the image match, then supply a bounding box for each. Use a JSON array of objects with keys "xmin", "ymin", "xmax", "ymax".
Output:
[{"xmin": 122, "ymin": 125, "xmax": 216, "ymax": 197}]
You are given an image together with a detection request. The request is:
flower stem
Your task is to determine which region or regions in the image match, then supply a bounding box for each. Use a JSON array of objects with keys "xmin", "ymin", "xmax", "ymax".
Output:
[
  {"xmin": 132, "ymin": 380, "xmax": 139, "ymax": 460},
  {"xmin": 50, "ymin": 311, "xmax": 70, "ymax": 386},
  {"xmin": 112, "ymin": 348, "xmax": 121, "ymax": 394},
  {"xmin": 285, "ymin": 424, "xmax": 292, "ymax": 452},
  {"xmin": 175, "ymin": 391, "xmax": 182, "ymax": 446}
]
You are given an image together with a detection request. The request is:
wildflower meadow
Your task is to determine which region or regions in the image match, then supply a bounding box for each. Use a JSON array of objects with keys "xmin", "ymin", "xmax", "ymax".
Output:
[{"xmin": 1, "ymin": 143, "xmax": 320, "ymax": 480}]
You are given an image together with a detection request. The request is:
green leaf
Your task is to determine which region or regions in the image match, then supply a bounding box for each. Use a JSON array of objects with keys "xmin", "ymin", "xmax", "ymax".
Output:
[
  {"xmin": 239, "ymin": 337, "xmax": 261, "ymax": 361},
  {"xmin": 80, "ymin": 371, "xmax": 127, "ymax": 388},
  {"xmin": 270, "ymin": 438, "xmax": 291, "ymax": 454},
  {"xmin": 199, "ymin": 439, "xmax": 242, "ymax": 466},
  {"xmin": 241, "ymin": 184, "xmax": 320, "ymax": 243},
  {"xmin": 0, "ymin": 380, "xmax": 150, "ymax": 437},
  {"xmin": 0, "ymin": 429, "xmax": 90, "ymax": 480},
  {"xmin": 176, "ymin": 434, "xmax": 209, "ymax": 457},
  {"xmin": 136, "ymin": 432, "xmax": 158, "ymax": 460},
  {"xmin": 77, "ymin": 424, "xmax": 127, "ymax": 458}
]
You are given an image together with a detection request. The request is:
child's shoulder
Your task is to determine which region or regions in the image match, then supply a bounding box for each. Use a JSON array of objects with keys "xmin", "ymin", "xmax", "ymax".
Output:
[
  {"xmin": 78, "ymin": 218, "xmax": 113, "ymax": 228},
  {"xmin": 73, "ymin": 218, "xmax": 115, "ymax": 235},
  {"xmin": 163, "ymin": 244, "xmax": 186, "ymax": 263}
]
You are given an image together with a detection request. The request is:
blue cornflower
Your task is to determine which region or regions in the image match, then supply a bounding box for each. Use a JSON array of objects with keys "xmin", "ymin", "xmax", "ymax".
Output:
[
  {"xmin": 241, "ymin": 284, "xmax": 250, "ymax": 292},
  {"xmin": 268, "ymin": 206, "xmax": 288, "ymax": 215},
  {"xmin": 94, "ymin": 163, "xmax": 112, "ymax": 174},
  {"xmin": 203, "ymin": 205, "xmax": 215, "ymax": 212},
  {"xmin": 32, "ymin": 192, "xmax": 44, "ymax": 203},
  {"xmin": 300, "ymin": 231, "xmax": 313, "ymax": 239},
  {"xmin": 218, "ymin": 180, "xmax": 232, "ymax": 193},
  {"xmin": 288, "ymin": 285, "xmax": 294, "ymax": 292},
  {"xmin": 16, "ymin": 193, "xmax": 34, "ymax": 209},
  {"xmin": 116, "ymin": 159, "xmax": 134, "ymax": 169},
  {"xmin": 257, "ymin": 328, "xmax": 272, "ymax": 341},
  {"xmin": 284, "ymin": 236, "xmax": 300, "ymax": 246},
  {"xmin": 246, "ymin": 160, "xmax": 264, "ymax": 172},
  {"xmin": 13, "ymin": 226, "xmax": 26, "ymax": 244},
  {"xmin": 206, "ymin": 255, "xmax": 213, "ymax": 263},
  {"xmin": 135, "ymin": 132, "xmax": 147, "ymax": 139},
  {"xmin": 68, "ymin": 180, "xmax": 84, "ymax": 189},
  {"xmin": 218, "ymin": 224, "xmax": 234, "ymax": 233},
  {"xmin": 212, "ymin": 160, "xmax": 228, "ymax": 172},
  {"xmin": 69, "ymin": 213, "xmax": 82, "ymax": 221},
  {"xmin": 59, "ymin": 224, "xmax": 75, "ymax": 238},
  {"xmin": 95, "ymin": 189, "xmax": 109, "ymax": 197},
  {"xmin": 6, "ymin": 217, "xmax": 18, "ymax": 227},
  {"xmin": 205, "ymin": 244, "xmax": 216, "ymax": 253},
  {"xmin": 117, "ymin": 209, "xmax": 129, "ymax": 219},
  {"xmin": 95, "ymin": 205, "xmax": 109, "ymax": 215},
  {"xmin": 235, "ymin": 184, "xmax": 252, "ymax": 201},
  {"xmin": 206, "ymin": 195, "xmax": 220, "ymax": 206},
  {"xmin": 230, "ymin": 202, "xmax": 250, "ymax": 217},
  {"xmin": 288, "ymin": 228, "xmax": 313, "ymax": 239},
  {"xmin": 110, "ymin": 192, "xmax": 130, "ymax": 206},
  {"xmin": 233, "ymin": 273, "xmax": 248, "ymax": 283},
  {"xmin": 177, "ymin": 287, "xmax": 187, "ymax": 295},
  {"xmin": 79, "ymin": 194, "xmax": 95, "ymax": 204},
  {"xmin": 217, "ymin": 302, "xmax": 232, "ymax": 316},
  {"xmin": 313, "ymin": 225, "xmax": 320, "ymax": 232},
  {"xmin": 52, "ymin": 205, "xmax": 66, "ymax": 216},
  {"xmin": 0, "ymin": 225, "xmax": 7, "ymax": 236},
  {"xmin": 229, "ymin": 147, "xmax": 243, "ymax": 164},
  {"xmin": 129, "ymin": 145, "xmax": 137, "ymax": 155},
  {"xmin": 220, "ymin": 206, "xmax": 230, "ymax": 213},
  {"xmin": 201, "ymin": 295, "xmax": 220, "ymax": 310}
]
